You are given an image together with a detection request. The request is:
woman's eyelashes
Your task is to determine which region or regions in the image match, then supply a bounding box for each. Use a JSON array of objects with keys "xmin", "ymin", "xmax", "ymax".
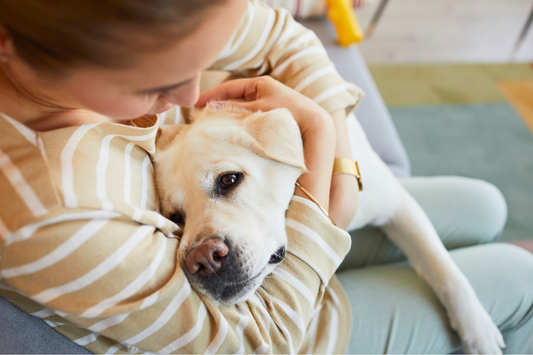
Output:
[{"xmin": 137, "ymin": 89, "xmax": 169, "ymax": 99}]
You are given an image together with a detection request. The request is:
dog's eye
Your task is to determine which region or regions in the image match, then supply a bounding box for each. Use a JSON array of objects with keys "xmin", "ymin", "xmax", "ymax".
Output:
[
  {"xmin": 218, "ymin": 172, "xmax": 242, "ymax": 190},
  {"xmin": 269, "ymin": 247, "xmax": 285, "ymax": 264},
  {"xmin": 169, "ymin": 212, "xmax": 185, "ymax": 225}
]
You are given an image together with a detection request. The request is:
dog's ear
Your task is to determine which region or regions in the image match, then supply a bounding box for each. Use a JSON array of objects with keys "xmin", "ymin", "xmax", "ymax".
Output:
[
  {"xmin": 241, "ymin": 108, "xmax": 307, "ymax": 171},
  {"xmin": 156, "ymin": 124, "xmax": 186, "ymax": 152}
]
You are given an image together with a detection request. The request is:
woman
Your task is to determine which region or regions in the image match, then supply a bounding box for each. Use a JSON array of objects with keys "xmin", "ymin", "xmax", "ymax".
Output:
[{"xmin": 1, "ymin": 0, "xmax": 533, "ymax": 354}]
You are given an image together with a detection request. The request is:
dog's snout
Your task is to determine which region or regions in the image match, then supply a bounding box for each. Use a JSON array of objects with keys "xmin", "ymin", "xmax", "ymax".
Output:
[{"xmin": 186, "ymin": 237, "xmax": 229, "ymax": 276}]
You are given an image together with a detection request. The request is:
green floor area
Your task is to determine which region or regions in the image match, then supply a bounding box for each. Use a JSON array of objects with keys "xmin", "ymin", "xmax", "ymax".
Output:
[
  {"xmin": 370, "ymin": 63, "xmax": 533, "ymax": 242},
  {"xmin": 390, "ymin": 102, "xmax": 533, "ymax": 242},
  {"xmin": 369, "ymin": 63, "xmax": 533, "ymax": 107}
]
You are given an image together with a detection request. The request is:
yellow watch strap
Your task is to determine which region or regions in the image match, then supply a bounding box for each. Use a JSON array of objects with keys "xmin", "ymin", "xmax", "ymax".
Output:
[{"xmin": 332, "ymin": 158, "xmax": 363, "ymax": 191}]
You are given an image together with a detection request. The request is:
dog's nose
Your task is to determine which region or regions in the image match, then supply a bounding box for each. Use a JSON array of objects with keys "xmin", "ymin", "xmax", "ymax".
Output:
[{"xmin": 186, "ymin": 237, "xmax": 229, "ymax": 277}]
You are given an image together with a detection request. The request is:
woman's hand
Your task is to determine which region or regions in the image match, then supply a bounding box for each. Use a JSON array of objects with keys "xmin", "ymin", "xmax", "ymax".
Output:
[{"xmin": 196, "ymin": 76, "xmax": 336, "ymax": 210}]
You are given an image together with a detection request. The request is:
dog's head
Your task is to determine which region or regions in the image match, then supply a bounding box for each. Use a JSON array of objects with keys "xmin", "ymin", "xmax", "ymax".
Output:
[{"xmin": 155, "ymin": 104, "xmax": 306, "ymax": 304}]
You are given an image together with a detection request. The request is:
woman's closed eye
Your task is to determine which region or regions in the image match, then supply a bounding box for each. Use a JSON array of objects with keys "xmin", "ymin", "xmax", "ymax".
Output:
[
  {"xmin": 137, "ymin": 89, "xmax": 169, "ymax": 99},
  {"xmin": 136, "ymin": 77, "xmax": 196, "ymax": 99}
]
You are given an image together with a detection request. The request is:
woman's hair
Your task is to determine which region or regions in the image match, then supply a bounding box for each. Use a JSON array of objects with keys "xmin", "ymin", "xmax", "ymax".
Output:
[{"xmin": 0, "ymin": 0, "xmax": 228, "ymax": 74}]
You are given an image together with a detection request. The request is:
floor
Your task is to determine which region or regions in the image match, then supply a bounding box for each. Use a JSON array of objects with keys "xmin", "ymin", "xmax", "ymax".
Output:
[
  {"xmin": 390, "ymin": 102, "xmax": 533, "ymax": 244},
  {"xmin": 499, "ymin": 79, "xmax": 533, "ymax": 132},
  {"xmin": 345, "ymin": 2, "xmax": 533, "ymax": 246},
  {"xmin": 366, "ymin": 62, "xmax": 533, "ymax": 245},
  {"xmin": 354, "ymin": 0, "xmax": 533, "ymax": 64}
]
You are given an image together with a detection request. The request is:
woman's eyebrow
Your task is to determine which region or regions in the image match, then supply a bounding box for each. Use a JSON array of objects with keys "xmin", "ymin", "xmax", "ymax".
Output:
[{"xmin": 140, "ymin": 78, "xmax": 194, "ymax": 93}]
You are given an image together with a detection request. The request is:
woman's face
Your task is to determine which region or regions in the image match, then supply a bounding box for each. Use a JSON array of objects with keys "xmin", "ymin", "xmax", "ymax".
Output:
[{"xmin": 7, "ymin": 0, "xmax": 247, "ymax": 121}]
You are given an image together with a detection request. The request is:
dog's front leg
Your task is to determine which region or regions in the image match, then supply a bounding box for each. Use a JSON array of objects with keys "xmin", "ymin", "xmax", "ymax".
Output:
[{"xmin": 381, "ymin": 188, "xmax": 505, "ymax": 354}]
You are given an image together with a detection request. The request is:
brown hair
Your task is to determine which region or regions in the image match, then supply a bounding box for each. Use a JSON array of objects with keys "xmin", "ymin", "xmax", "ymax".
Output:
[{"xmin": 0, "ymin": 0, "xmax": 228, "ymax": 74}]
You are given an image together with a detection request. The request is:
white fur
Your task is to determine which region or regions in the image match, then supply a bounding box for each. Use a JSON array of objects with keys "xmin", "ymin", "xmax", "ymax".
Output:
[
  {"xmin": 155, "ymin": 106, "xmax": 305, "ymax": 304},
  {"xmin": 345, "ymin": 113, "xmax": 505, "ymax": 354},
  {"xmin": 156, "ymin": 105, "xmax": 504, "ymax": 353}
]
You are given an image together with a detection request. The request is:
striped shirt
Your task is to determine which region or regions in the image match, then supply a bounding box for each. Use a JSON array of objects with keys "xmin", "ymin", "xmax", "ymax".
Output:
[
  {"xmin": 262, "ymin": 0, "xmax": 328, "ymax": 20},
  {"xmin": 262, "ymin": 0, "xmax": 367, "ymax": 19},
  {"xmin": 159, "ymin": 0, "xmax": 364, "ymax": 126},
  {"xmin": 0, "ymin": 1, "xmax": 358, "ymax": 353},
  {"xmin": 0, "ymin": 112, "xmax": 352, "ymax": 354}
]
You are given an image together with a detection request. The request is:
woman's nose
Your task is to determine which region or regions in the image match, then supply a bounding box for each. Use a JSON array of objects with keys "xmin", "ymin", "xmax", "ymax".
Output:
[{"xmin": 160, "ymin": 76, "xmax": 200, "ymax": 107}]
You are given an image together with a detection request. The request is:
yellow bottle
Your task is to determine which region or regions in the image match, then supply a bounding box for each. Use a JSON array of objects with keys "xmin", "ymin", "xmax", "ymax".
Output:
[{"xmin": 325, "ymin": 0, "xmax": 365, "ymax": 46}]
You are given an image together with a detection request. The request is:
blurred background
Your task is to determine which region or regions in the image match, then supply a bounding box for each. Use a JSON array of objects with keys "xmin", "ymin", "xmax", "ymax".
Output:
[
  {"xmin": 265, "ymin": 0, "xmax": 533, "ymax": 244},
  {"xmin": 352, "ymin": 0, "xmax": 533, "ymax": 244},
  {"xmin": 266, "ymin": 0, "xmax": 533, "ymax": 242},
  {"xmin": 356, "ymin": 0, "xmax": 533, "ymax": 63}
]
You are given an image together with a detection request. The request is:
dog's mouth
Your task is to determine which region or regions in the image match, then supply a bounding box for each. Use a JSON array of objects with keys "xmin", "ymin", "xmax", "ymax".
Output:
[
  {"xmin": 184, "ymin": 262, "xmax": 269, "ymax": 304},
  {"xmin": 223, "ymin": 270, "xmax": 263, "ymax": 286},
  {"xmin": 180, "ymin": 236, "xmax": 285, "ymax": 304},
  {"xmin": 214, "ymin": 270, "xmax": 265, "ymax": 303}
]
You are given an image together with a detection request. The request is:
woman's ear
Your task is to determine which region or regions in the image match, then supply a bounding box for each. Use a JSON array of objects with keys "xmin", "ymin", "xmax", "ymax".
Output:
[
  {"xmin": 240, "ymin": 108, "xmax": 307, "ymax": 172},
  {"xmin": 156, "ymin": 124, "xmax": 186, "ymax": 152}
]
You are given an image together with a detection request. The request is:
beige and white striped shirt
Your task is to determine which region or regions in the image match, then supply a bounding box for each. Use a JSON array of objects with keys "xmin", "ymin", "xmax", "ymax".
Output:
[
  {"xmin": 160, "ymin": 0, "xmax": 364, "ymax": 126},
  {"xmin": 0, "ymin": 112, "xmax": 352, "ymax": 354},
  {"xmin": 0, "ymin": 1, "xmax": 359, "ymax": 353}
]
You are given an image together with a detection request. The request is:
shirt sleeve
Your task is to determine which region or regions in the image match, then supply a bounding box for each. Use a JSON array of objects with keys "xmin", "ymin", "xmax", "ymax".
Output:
[
  {"xmin": 0, "ymin": 196, "xmax": 351, "ymax": 354},
  {"xmin": 209, "ymin": 0, "xmax": 365, "ymax": 115}
]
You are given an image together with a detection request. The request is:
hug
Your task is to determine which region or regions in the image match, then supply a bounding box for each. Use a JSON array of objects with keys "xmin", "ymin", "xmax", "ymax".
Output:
[{"xmin": 1, "ymin": 0, "xmax": 533, "ymax": 353}]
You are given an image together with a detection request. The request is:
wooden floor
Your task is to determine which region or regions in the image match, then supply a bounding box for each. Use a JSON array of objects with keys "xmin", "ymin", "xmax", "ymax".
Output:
[{"xmin": 354, "ymin": 0, "xmax": 533, "ymax": 64}]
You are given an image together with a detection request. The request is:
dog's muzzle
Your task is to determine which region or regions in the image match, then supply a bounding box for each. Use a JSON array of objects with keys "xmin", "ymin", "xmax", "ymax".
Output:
[{"xmin": 184, "ymin": 237, "xmax": 285, "ymax": 303}]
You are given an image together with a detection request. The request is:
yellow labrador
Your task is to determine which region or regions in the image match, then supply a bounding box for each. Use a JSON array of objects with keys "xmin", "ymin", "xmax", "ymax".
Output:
[
  {"xmin": 155, "ymin": 104, "xmax": 305, "ymax": 304},
  {"xmin": 156, "ymin": 98, "xmax": 504, "ymax": 354}
]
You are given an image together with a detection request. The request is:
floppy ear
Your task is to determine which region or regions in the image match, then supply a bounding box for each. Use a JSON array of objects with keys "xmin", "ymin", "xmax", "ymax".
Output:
[
  {"xmin": 240, "ymin": 108, "xmax": 307, "ymax": 172},
  {"xmin": 156, "ymin": 124, "xmax": 186, "ymax": 152}
]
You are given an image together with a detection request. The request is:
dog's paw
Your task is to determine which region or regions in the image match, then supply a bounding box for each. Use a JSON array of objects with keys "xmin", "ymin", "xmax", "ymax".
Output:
[{"xmin": 451, "ymin": 302, "xmax": 505, "ymax": 354}]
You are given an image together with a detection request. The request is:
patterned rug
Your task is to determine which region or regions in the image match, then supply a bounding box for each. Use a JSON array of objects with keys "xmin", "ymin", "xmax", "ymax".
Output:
[{"xmin": 367, "ymin": 63, "xmax": 533, "ymax": 244}]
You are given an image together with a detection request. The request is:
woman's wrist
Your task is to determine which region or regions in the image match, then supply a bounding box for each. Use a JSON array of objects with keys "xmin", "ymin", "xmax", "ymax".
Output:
[
  {"xmin": 292, "ymin": 103, "xmax": 331, "ymax": 137},
  {"xmin": 331, "ymin": 109, "xmax": 352, "ymax": 159},
  {"xmin": 295, "ymin": 110, "xmax": 336, "ymax": 210},
  {"xmin": 328, "ymin": 109, "xmax": 359, "ymax": 229}
]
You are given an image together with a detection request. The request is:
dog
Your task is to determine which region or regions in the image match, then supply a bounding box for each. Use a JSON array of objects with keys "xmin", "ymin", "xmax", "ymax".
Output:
[
  {"xmin": 155, "ymin": 102, "xmax": 504, "ymax": 354},
  {"xmin": 155, "ymin": 104, "xmax": 305, "ymax": 304}
]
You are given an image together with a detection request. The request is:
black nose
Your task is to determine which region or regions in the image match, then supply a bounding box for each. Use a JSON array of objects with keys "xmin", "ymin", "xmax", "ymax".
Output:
[{"xmin": 185, "ymin": 237, "xmax": 229, "ymax": 277}]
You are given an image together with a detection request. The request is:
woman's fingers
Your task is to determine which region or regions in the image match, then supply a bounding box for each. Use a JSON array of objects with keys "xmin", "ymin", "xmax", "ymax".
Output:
[
  {"xmin": 216, "ymin": 100, "xmax": 264, "ymax": 112},
  {"xmin": 195, "ymin": 78, "xmax": 260, "ymax": 107}
]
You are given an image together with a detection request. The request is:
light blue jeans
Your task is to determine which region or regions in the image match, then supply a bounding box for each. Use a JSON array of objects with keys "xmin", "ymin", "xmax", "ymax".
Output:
[{"xmin": 338, "ymin": 176, "xmax": 533, "ymax": 354}]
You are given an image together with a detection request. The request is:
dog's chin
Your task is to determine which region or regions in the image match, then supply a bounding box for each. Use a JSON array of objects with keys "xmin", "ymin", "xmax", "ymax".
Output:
[{"xmin": 186, "ymin": 267, "xmax": 271, "ymax": 305}]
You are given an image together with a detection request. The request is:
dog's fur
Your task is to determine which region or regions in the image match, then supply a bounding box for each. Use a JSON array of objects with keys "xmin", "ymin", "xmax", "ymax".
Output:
[
  {"xmin": 156, "ymin": 104, "xmax": 504, "ymax": 354},
  {"xmin": 156, "ymin": 105, "xmax": 305, "ymax": 304}
]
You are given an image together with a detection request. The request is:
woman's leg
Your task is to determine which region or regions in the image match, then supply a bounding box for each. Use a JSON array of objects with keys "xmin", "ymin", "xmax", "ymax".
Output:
[
  {"xmin": 338, "ymin": 176, "xmax": 507, "ymax": 271},
  {"xmin": 338, "ymin": 243, "xmax": 533, "ymax": 354}
]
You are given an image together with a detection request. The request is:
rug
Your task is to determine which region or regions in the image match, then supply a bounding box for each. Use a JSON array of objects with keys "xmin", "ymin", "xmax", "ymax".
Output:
[
  {"xmin": 367, "ymin": 63, "xmax": 533, "ymax": 243},
  {"xmin": 390, "ymin": 103, "xmax": 533, "ymax": 243},
  {"xmin": 499, "ymin": 80, "xmax": 533, "ymax": 133}
]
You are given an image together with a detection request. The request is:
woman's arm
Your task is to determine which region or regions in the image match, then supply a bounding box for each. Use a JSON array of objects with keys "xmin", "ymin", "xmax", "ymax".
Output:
[
  {"xmin": 329, "ymin": 109, "xmax": 360, "ymax": 229},
  {"xmin": 207, "ymin": 0, "xmax": 363, "ymax": 226},
  {"xmin": 196, "ymin": 76, "xmax": 336, "ymax": 208},
  {"xmin": 0, "ymin": 205, "xmax": 350, "ymax": 354},
  {"xmin": 0, "ymin": 77, "xmax": 351, "ymax": 354},
  {"xmin": 208, "ymin": 0, "xmax": 364, "ymax": 116}
]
